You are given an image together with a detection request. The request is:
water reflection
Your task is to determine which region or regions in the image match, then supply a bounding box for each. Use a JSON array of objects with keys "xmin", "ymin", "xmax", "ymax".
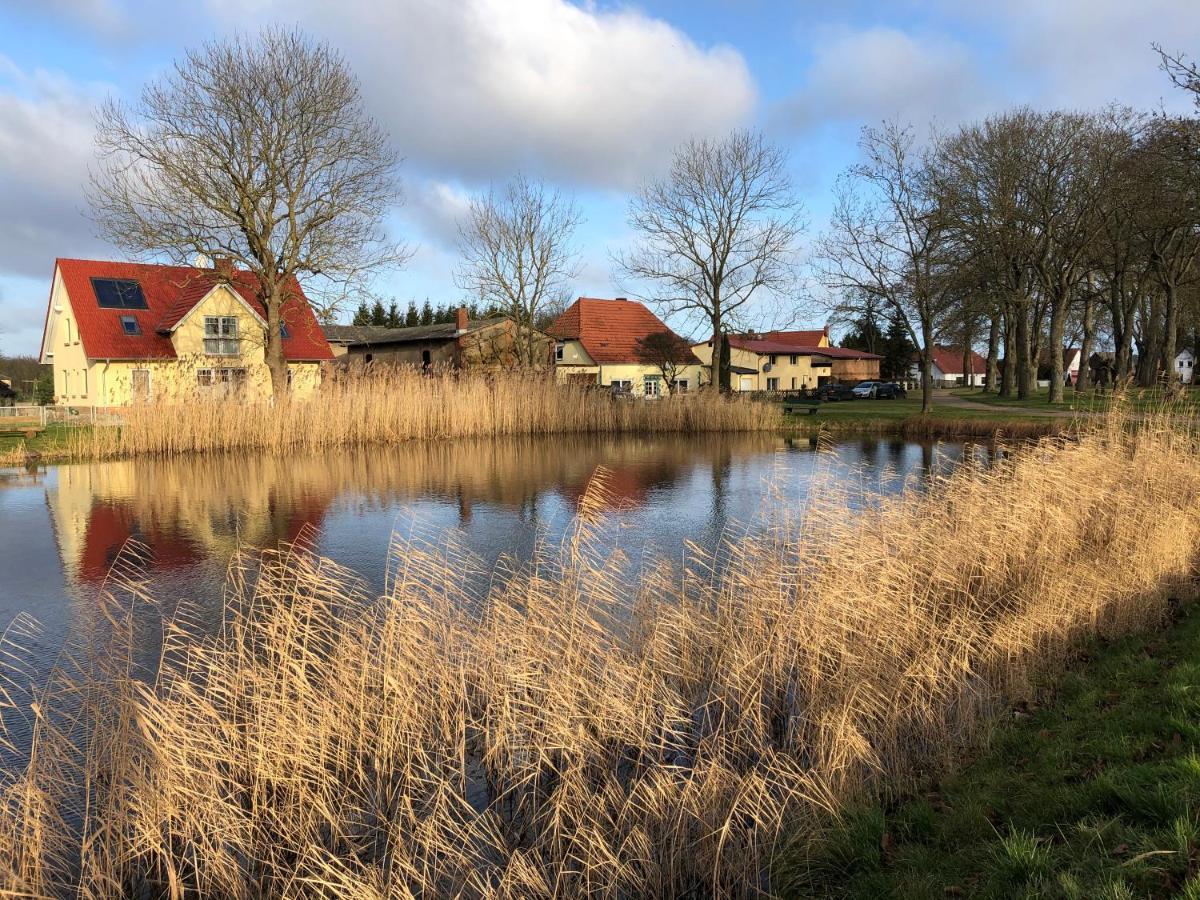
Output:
[{"xmin": 1, "ymin": 433, "xmax": 994, "ymax": 676}]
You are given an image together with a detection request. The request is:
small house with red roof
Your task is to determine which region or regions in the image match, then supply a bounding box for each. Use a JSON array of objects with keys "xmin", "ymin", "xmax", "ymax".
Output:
[
  {"xmin": 910, "ymin": 345, "xmax": 988, "ymax": 387},
  {"xmin": 38, "ymin": 257, "xmax": 333, "ymax": 406},
  {"xmin": 691, "ymin": 326, "xmax": 881, "ymax": 391},
  {"xmin": 546, "ymin": 297, "xmax": 703, "ymax": 396}
]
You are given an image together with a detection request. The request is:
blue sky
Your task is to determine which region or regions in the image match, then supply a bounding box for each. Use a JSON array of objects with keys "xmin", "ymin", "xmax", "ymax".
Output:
[{"xmin": 1, "ymin": 0, "xmax": 1197, "ymax": 356}]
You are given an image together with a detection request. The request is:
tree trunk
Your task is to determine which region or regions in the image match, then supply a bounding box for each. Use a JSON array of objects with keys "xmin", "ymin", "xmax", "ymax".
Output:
[
  {"xmin": 1017, "ymin": 300, "xmax": 1034, "ymax": 399},
  {"xmin": 1139, "ymin": 292, "xmax": 1163, "ymax": 387},
  {"xmin": 961, "ymin": 319, "xmax": 974, "ymax": 392},
  {"xmin": 1077, "ymin": 293, "xmax": 1095, "ymax": 393},
  {"xmin": 985, "ymin": 311, "xmax": 1000, "ymax": 394},
  {"xmin": 1000, "ymin": 304, "xmax": 1016, "ymax": 399},
  {"xmin": 709, "ymin": 325, "xmax": 723, "ymax": 393},
  {"xmin": 920, "ymin": 318, "xmax": 934, "ymax": 414},
  {"xmin": 1047, "ymin": 293, "xmax": 1068, "ymax": 404},
  {"xmin": 1162, "ymin": 281, "xmax": 1179, "ymax": 386},
  {"xmin": 1110, "ymin": 280, "xmax": 1131, "ymax": 385},
  {"xmin": 265, "ymin": 286, "xmax": 288, "ymax": 401}
]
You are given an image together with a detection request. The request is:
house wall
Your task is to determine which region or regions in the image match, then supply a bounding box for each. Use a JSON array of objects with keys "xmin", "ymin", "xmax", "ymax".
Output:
[
  {"xmin": 692, "ymin": 344, "xmax": 830, "ymax": 391},
  {"xmin": 830, "ymin": 358, "xmax": 881, "ymax": 383},
  {"xmin": 595, "ymin": 363, "xmax": 705, "ymax": 396},
  {"xmin": 1175, "ymin": 351, "xmax": 1195, "ymax": 384},
  {"xmin": 343, "ymin": 322, "xmax": 554, "ymax": 370},
  {"xmin": 54, "ymin": 281, "xmax": 323, "ymax": 406},
  {"xmin": 45, "ymin": 269, "xmax": 92, "ymax": 404}
]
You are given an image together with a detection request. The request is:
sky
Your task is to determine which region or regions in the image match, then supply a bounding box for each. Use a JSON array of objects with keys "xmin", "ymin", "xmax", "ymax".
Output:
[{"xmin": 0, "ymin": 0, "xmax": 1198, "ymax": 357}]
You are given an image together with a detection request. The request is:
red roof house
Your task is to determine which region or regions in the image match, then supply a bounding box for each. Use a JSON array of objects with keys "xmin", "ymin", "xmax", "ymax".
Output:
[{"xmin": 39, "ymin": 258, "xmax": 333, "ymax": 405}]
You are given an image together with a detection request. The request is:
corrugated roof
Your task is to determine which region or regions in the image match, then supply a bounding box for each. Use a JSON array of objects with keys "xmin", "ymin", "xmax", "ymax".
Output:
[
  {"xmin": 322, "ymin": 317, "xmax": 507, "ymax": 347},
  {"xmin": 50, "ymin": 258, "xmax": 333, "ymax": 361}
]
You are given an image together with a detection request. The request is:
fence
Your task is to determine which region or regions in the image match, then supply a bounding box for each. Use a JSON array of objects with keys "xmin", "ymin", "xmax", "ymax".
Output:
[{"xmin": 0, "ymin": 405, "xmax": 126, "ymax": 427}]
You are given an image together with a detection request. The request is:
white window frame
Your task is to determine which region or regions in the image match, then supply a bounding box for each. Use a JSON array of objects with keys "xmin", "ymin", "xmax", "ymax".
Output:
[
  {"xmin": 555, "ymin": 342, "xmax": 564, "ymax": 361},
  {"xmin": 766, "ymin": 376, "xmax": 779, "ymax": 391},
  {"xmin": 131, "ymin": 369, "xmax": 151, "ymax": 401},
  {"xmin": 204, "ymin": 316, "xmax": 240, "ymax": 356},
  {"xmin": 610, "ymin": 379, "xmax": 633, "ymax": 395},
  {"xmin": 671, "ymin": 378, "xmax": 689, "ymax": 394},
  {"xmin": 643, "ymin": 374, "xmax": 662, "ymax": 397}
]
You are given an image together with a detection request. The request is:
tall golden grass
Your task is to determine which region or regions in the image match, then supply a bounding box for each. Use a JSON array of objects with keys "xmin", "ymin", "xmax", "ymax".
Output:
[
  {"xmin": 2, "ymin": 406, "xmax": 1199, "ymax": 897},
  {"xmin": 75, "ymin": 368, "xmax": 780, "ymax": 459}
]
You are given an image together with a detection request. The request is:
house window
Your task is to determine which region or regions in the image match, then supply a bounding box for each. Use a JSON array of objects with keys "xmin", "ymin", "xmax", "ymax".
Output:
[
  {"xmin": 204, "ymin": 317, "xmax": 239, "ymax": 355},
  {"xmin": 789, "ymin": 355, "xmax": 798, "ymax": 365},
  {"xmin": 769, "ymin": 354, "xmax": 777, "ymax": 365},
  {"xmin": 671, "ymin": 378, "xmax": 689, "ymax": 393},
  {"xmin": 287, "ymin": 367, "xmax": 294, "ymax": 389},
  {"xmin": 766, "ymin": 377, "xmax": 779, "ymax": 391},
  {"xmin": 791, "ymin": 377, "xmax": 797, "ymax": 389},
  {"xmin": 280, "ymin": 322, "xmax": 291, "ymax": 339},
  {"xmin": 196, "ymin": 367, "xmax": 247, "ymax": 389},
  {"xmin": 610, "ymin": 380, "xmax": 632, "ymax": 395},
  {"xmin": 64, "ymin": 319, "xmax": 72, "ymax": 345},
  {"xmin": 555, "ymin": 343, "xmax": 564, "ymax": 361},
  {"xmin": 81, "ymin": 369, "xmax": 88, "ymax": 397},
  {"xmin": 644, "ymin": 375, "xmax": 661, "ymax": 397},
  {"xmin": 421, "ymin": 349, "xmax": 432, "ymax": 368},
  {"xmin": 120, "ymin": 315, "xmax": 141, "ymax": 335},
  {"xmin": 131, "ymin": 369, "xmax": 151, "ymax": 401}
]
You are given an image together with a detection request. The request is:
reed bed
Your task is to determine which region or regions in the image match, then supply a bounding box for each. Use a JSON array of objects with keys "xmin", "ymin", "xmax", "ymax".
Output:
[
  {"xmin": 1, "ymin": 406, "xmax": 1199, "ymax": 897},
  {"xmin": 75, "ymin": 368, "xmax": 780, "ymax": 459}
]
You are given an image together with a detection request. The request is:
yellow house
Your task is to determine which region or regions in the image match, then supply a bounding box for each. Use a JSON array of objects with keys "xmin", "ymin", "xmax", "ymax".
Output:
[
  {"xmin": 38, "ymin": 258, "xmax": 334, "ymax": 406},
  {"xmin": 691, "ymin": 330, "xmax": 881, "ymax": 391},
  {"xmin": 547, "ymin": 297, "xmax": 705, "ymax": 396}
]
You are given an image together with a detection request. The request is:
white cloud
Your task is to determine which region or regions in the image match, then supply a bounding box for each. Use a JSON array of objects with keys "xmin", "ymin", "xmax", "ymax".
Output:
[
  {"xmin": 0, "ymin": 57, "xmax": 112, "ymax": 279},
  {"xmin": 202, "ymin": 0, "xmax": 757, "ymax": 188},
  {"xmin": 779, "ymin": 26, "xmax": 996, "ymax": 133},
  {"xmin": 403, "ymin": 180, "xmax": 474, "ymax": 249}
]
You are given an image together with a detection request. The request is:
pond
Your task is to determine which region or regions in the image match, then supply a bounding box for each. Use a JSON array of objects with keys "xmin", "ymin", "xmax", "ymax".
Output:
[{"xmin": 0, "ymin": 433, "xmax": 991, "ymax": 682}]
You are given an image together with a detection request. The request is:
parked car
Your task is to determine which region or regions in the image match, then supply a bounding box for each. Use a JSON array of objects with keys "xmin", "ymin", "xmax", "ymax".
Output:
[
  {"xmin": 813, "ymin": 384, "xmax": 856, "ymax": 402},
  {"xmin": 852, "ymin": 380, "xmax": 883, "ymax": 399},
  {"xmin": 875, "ymin": 382, "xmax": 907, "ymax": 399}
]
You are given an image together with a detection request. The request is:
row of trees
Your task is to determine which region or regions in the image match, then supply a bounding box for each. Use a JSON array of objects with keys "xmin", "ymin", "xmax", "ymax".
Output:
[
  {"xmin": 85, "ymin": 26, "xmax": 1197, "ymax": 401},
  {"xmin": 818, "ymin": 49, "xmax": 1200, "ymax": 411},
  {"xmin": 349, "ymin": 298, "xmax": 500, "ymax": 329}
]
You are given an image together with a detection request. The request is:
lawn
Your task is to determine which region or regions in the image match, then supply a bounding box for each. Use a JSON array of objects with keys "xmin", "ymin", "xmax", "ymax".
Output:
[
  {"xmin": 952, "ymin": 386, "xmax": 1200, "ymax": 415},
  {"xmin": 789, "ymin": 397, "xmax": 1056, "ymax": 426},
  {"xmin": 776, "ymin": 601, "xmax": 1200, "ymax": 899},
  {"xmin": 0, "ymin": 423, "xmax": 86, "ymax": 461}
]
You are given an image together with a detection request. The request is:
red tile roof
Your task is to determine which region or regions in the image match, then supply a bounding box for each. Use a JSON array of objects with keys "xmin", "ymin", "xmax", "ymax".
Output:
[
  {"xmin": 724, "ymin": 336, "xmax": 880, "ymax": 359},
  {"xmin": 547, "ymin": 297, "xmax": 698, "ymax": 365},
  {"xmin": 924, "ymin": 345, "xmax": 988, "ymax": 376},
  {"xmin": 49, "ymin": 258, "xmax": 333, "ymax": 362},
  {"xmin": 761, "ymin": 329, "xmax": 828, "ymax": 345}
]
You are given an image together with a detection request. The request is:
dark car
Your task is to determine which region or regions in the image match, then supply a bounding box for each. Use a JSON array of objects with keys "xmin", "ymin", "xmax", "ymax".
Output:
[
  {"xmin": 813, "ymin": 383, "xmax": 856, "ymax": 402},
  {"xmin": 875, "ymin": 382, "xmax": 907, "ymax": 399}
]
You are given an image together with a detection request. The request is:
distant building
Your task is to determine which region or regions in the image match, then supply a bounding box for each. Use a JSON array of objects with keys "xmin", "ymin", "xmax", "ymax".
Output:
[
  {"xmin": 911, "ymin": 346, "xmax": 988, "ymax": 387},
  {"xmin": 1037, "ymin": 347, "xmax": 1083, "ymax": 385},
  {"xmin": 324, "ymin": 308, "xmax": 553, "ymax": 370},
  {"xmin": 547, "ymin": 297, "xmax": 703, "ymax": 396},
  {"xmin": 38, "ymin": 258, "xmax": 333, "ymax": 406},
  {"xmin": 692, "ymin": 327, "xmax": 881, "ymax": 391},
  {"xmin": 1175, "ymin": 348, "xmax": 1195, "ymax": 384}
]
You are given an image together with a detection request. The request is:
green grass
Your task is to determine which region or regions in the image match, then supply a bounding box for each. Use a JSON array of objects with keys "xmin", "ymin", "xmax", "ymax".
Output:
[
  {"xmin": 776, "ymin": 601, "xmax": 1200, "ymax": 899},
  {"xmin": 953, "ymin": 386, "xmax": 1200, "ymax": 414},
  {"xmin": 0, "ymin": 423, "xmax": 86, "ymax": 460},
  {"xmin": 789, "ymin": 398, "xmax": 1056, "ymax": 426}
]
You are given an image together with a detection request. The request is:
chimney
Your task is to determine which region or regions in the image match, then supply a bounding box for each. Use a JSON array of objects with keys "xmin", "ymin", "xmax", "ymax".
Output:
[
  {"xmin": 823, "ymin": 323, "xmax": 830, "ymax": 339},
  {"xmin": 614, "ymin": 297, "xmax": 628, "ymax": 302},
  {"xmin": 454, "ymin": 306, "xmax": 469, "ymax": 335},
  {"xmin": 213, "ymin": 255, "xmax": 234, "ymax": 279}
]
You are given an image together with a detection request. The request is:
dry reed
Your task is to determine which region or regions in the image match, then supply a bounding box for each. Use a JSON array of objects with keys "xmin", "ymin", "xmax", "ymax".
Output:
[
  {"xmin": 75, "ymin": 368, "xmax": 780, "ymax": 459},
  {"xmin": 1, "ymin": 405, "xmax": 1198, "ymax": 897}
]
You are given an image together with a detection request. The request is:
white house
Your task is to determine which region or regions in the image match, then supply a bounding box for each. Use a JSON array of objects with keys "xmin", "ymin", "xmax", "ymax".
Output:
[
  {"xmin": 909, "ymin": 346, "xmax": 988, "ymax": 387},
  {"xmin": 1176, "ymin": 348, "xmax": 1195, "ymax": 384}
]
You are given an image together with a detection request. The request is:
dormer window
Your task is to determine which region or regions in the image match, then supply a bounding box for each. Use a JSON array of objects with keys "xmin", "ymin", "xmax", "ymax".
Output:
[
  {"xmin": 120, "ymin": 315, "xmax": 141, "ymax": 335},
  {"xmin": 91, "ymin": 278, "xmax": 147, "ymax": 309},
  {"xmin": 280, "ymin": 322, "xmax": 291, "ymax": 339}
]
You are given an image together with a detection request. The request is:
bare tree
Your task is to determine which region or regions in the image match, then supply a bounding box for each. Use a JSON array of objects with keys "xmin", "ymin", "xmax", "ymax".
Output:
[
  {"xmin": 616, "ymin": 130, "xmax": 804, "ymax": 392},
  {"xmin": 1157, "ymin": 45, "xmax": 1200, "ymax": 108},
  {"xmin": 455, "ymin": 174, "xmax": 581, "ymax": 368},
  {"xmin": 634, "ymin": 331, "xmax": 695, "ymax": 394},
  {"xmin": 816, "ymin": 121, "xmax": 959, "ymax": 413},
  {"xmin": 89, "ymin": 28, "xmax": 405, "ymax": 398}
]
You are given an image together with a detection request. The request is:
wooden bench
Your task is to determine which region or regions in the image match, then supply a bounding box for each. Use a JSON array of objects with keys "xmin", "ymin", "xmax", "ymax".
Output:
[
  {"xmin": 0, "ymin": 426, "xmax": 44, "ymax": 440},
  {"xmin": 781, "ymin": 397, "xmax": 820, "ymax": 416}
]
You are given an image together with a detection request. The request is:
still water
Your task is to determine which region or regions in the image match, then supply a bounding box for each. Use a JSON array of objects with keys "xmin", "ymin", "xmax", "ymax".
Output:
[{"xmin": 0, "ymin": 433, "xmax": 986, "ymax": 676}]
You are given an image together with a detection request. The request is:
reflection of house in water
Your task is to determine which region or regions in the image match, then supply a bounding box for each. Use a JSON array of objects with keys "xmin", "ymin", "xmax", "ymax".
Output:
[{"xmin": 46, "ymin": 458, "xmax": 333, "ymax": 587}]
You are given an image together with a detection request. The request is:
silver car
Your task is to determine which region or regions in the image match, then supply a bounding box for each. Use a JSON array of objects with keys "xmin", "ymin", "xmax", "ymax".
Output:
[{"xmin": 852, "ymin": 381, "xmax": 882, "ymax": 399}]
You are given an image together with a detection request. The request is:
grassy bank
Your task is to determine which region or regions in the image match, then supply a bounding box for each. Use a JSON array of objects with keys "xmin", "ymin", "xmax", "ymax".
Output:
[
  {"xmin": 2, "ymin": 407, "xmax": 1198, "ymax": 896},
  {"xmin": 779, "ymin": 601, "xmax": 1200, "ymax": 899},
  {"xmin": 793, "ymin": 397, "xmax": 1067, "ymax": 440}
]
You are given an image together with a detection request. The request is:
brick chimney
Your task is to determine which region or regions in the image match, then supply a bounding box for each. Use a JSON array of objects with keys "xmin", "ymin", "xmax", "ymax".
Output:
[
  {"xmin": 454, "ymin": 306, "xmax": 469, "ymax": 335},
  {"xmin": 213, "ymin": 255, "xmax": 234, "ymax": 279}
]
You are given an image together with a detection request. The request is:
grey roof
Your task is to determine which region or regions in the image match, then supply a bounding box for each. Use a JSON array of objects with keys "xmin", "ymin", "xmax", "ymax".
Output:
[{"xmin": 322, "ymin": 318, "xmax": 508, "ymax": 347}]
